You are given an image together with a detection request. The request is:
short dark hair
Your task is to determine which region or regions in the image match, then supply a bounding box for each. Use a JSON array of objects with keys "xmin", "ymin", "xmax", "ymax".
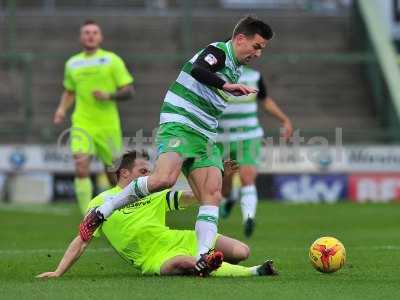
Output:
[
  {"xmin": 115, "ymin": 150, "xmax": 150, "ymax": 180},
  {"xmin": 233, "ymin": 16, "xmax": 274, "ymax": 40},
  {"xmin": 82, "ymin": 19, "xmax": 99, "ymax": 27}
]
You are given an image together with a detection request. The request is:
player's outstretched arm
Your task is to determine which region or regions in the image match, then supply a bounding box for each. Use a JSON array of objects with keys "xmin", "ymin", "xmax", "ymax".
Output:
[
  {"xmin": 263, "ymin": 97, "xmax": 293, "ymax": 140},
  {"xmin": 36, "ymin": 235, "xmax": 90, "ymax": 278},
  {"xmin": 53, "ymin": 90, "xmax": 75, "ymax": 125},
  {"xmin": 222, "ymin": 83, "xmax": 258, "ymax": 96}
]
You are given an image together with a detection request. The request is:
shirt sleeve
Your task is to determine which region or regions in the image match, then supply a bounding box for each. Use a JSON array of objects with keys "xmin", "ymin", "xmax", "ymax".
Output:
[
  {"xmin": 63, "ymin": 62, "xmax": 75, "ymax": 92},
  {"xmin": 257, "ymin": 75, "xmax": 268, "ymax": 101},
  {"xmin": 165, "ymin": 190, "xmax": 184, "ymax": 212},
  {"xmin": 191, "ymin": 45, "xmax": 227, "ymax": 89},
  {"xmin": 86, "ymin": 196, "xmax": 105, "ymax": 238},
  {"xmin": 111, "ymin": 54, "xmax": 134, "ymax": 88}
]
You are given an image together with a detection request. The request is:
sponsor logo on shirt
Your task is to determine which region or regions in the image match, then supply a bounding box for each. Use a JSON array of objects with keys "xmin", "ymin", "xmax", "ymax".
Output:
[
  {"xmin": 69, "ymin": 56, "xmax": 111, "ymax": 69},
  {"xmin": 120, "ymin": 199, "xmax": 151, "ymax": 213},
  {"xmin": 204, "ymin": 54, "xmax": 218, "ymax": 66},
  {"xmin": 168, "ymin": 138, "xmax": 181, "ymax": 148}
]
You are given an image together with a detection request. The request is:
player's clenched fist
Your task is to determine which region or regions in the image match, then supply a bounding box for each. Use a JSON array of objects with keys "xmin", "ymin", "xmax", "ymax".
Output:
[
  {"xmin": 53, "ymin": 109, "xmax": 65, "ymax": 125},
  {"xmin": 92, "ymin": 90, "xmax": 111, "ymax": 101},
  {"xmin": 223, "ymin": 83, "xmax": 258, "ymax": 96}
]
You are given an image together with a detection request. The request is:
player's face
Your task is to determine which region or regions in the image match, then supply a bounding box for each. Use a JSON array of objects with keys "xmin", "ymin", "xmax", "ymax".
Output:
[
  {"xmin": 80, "ymin": 24, "xmax": 103, "ymax": 51},
  {"xmin": 128, "ymin": 159, "xmax": 151, "ymax": 180},
  {"xmin": 234, "ymin": 33, "xmax": 268, "ymax": 65}
]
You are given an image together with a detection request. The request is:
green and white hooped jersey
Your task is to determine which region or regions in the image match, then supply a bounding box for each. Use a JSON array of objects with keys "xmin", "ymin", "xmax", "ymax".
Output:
[
  {"xmin": 217, "ymin": 67, "xmax": 264, "ymax": 142},
  {"xmin": 159, "ymin": 40, "xmax": 242, "ymax": 142}
]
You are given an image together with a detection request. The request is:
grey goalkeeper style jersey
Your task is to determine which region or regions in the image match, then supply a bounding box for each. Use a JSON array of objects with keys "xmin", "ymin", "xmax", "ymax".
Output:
[{"xmin": 159, "ymin": 40, "xmax": 243, "ymax": 141}]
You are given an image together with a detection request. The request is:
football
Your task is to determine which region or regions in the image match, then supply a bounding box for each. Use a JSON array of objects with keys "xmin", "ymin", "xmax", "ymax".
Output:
[{"xmin": 309, "ymin": 236, "xmax": 346, "ymax": 273}]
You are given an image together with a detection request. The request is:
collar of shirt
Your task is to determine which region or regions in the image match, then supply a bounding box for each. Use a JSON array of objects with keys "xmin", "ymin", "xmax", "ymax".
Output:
[{"xmin": 226, "ymin": 40, "xmax": 240, "ymax": 68}]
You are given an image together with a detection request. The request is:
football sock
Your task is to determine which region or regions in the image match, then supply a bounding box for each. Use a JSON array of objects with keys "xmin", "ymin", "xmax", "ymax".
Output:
[
  {"xmin": 97, "ymin": 176, "xmax": 149, "ymax": 218},
  {"xmin": 195, "ymin": 205, "xmax": 219, "ymax": 259},
  {"xmin": 211, "ymin": 262, "xmax": 259, "ymax": 277},
  {"xmin": 240, "ymin": 185, "xmax": 258, "ymax": 221},
  {"xmin": 230, "ymin": 186, "xmax": 240, "ymax": 202},
  {"xmin": 96, "ymin": 172, "xmax": 111, "ymax": 193},
  {"xmin": 74, "ymin": 177, "xmax": 93, "ymax": 215},
  {"xmin": 231, "ymin": 173, "xmax": 241, "ymax": 201}
]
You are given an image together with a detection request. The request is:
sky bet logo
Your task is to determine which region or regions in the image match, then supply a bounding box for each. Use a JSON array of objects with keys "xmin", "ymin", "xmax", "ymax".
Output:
[{"xmin": 274, "ymin": 175, "xmax": 347, "ymax": 203}]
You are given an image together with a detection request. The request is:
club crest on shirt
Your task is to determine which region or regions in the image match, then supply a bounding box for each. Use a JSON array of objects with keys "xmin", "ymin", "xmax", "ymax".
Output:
[
  {"xmin": 204, "ymin": 54, "xmax": 218, "ymax": 66},
  {"xmin": 168, "ymin": 138, "xmax": 181, "ymax": 148}
]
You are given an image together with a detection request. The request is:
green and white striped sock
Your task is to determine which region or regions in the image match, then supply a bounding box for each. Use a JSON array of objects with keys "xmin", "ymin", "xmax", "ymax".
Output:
[
  {"xmin": 240, "ymin": 184, "xmax": 258, "ymax": 221},
  {"xmin": 195, "ymin": 205, "xmax": 219, "ymax": 259}
]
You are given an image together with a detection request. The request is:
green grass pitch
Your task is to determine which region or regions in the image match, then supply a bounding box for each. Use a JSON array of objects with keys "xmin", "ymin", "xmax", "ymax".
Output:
[{"xmin": 1, "ymin": 201, "xmax": 399, "ymax": 300}]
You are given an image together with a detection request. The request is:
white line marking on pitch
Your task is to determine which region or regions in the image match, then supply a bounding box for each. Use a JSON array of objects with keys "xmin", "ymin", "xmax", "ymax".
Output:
[
  {"xmin": 1, "ymin": 246, "xmax": 399, "ymax": 256},
  {"xmin": 0, "ymin": 205, "xmax": 73, "ymax": 216},
  {"xmin": 0, "ymin": 248, "xmax": 113, "ymax": 255}
]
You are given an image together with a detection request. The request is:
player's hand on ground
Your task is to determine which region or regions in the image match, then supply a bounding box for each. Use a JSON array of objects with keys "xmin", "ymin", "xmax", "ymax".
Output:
[
  {"xmin": 223, "ymin": 159, "xmax": 239, "ymax": 177},
  {"xmin": 222, "ymin": 83, "xmax": 258, "ymax": 96},
  {"xmin": 53, "ymin": 109, "xmax": 65, "ymax": 125},
  {"xmin": 36, "ymin": 271, "xmax": 60, "ymax": 279},
  {"xmin": 93, "ymin": 90, "xmax": 111, "ymax": 101},
  {"xmin": 281, "ymin": 119, "xmax": 293, "ymax": 141}
]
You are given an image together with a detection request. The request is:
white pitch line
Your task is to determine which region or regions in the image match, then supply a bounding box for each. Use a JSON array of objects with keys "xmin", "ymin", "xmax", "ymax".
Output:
[
  {"xmin": 271, "ymin": 246, "xmax": 400, "ymax": 251},
  {"xmin": 0, "ymin": 248, "xmax": 113, "ymax": 255},
  {"xmin": 0, "ymin": 205, "xmax": 73, "ymax": 216},
  {"xmin": 0, "ymin": 246, "xmax": 399, "ymax": 256}
]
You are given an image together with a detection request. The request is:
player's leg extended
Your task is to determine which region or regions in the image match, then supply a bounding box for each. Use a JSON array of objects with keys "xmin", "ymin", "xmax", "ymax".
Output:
[
  {"xmin": 74, "ymin": 154, "xmax": 93, "ymax": 214},
  {"xmin": 212, "ymin": 235, "xmax": 277, "ymax": 277},
  {"xmin": 238, "ymin": 138, "xmax": 261, "ymax": 237},
  {"xmin": 215, "ymin": 235, "xmax": 250, "ymax": 264},
  {"xmin": 220, "ymin": 141, "xmax": 241, "ymax": 218},
  {"xmin": 160, "ymin": 255, "xmax": 276, "ymax": 277},
  {"xmin": 239, "ymin": 165, "xmax": 258, "ymax": 237},
  {"xmin": 95, "ymin": 126, "xmax": 123, "ymax": 188},
  {"xmin": 70, "ymin": 125, "xmax": 96, "ymax": 214},
  {"xmin": 160, "ymin": 256, "xmax": 196, "ymax": 275},
  {"xmin": 80, "ymin": 152, "xmax": 183, "ymax": 241},
  {"xmin": 97, "ymin": 152, "xmax": 183, "ymax": 218},
  {"xmin": 220, "ymin": 165, "xmax": 235, "ymax": 218},
  {"xmin": 188, "ymin": 166, "xmax": 222, "ymax": 258},
  {"xmin": 212, "ymin": 260, "xmax": 277, "ymax": 277}
]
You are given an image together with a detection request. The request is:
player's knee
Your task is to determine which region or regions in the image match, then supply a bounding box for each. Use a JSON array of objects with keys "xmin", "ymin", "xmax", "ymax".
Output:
[
  {"xmin": 210, "ymin": 189, "xmax": 222, "ymax": 203},
  {"xmin": 200, "ymin": 188, "xmax": 222, "ymax": 205},
  {"xmin": 75, "ymin": 162, "xmax": 89, "ymax": 177},
  {"xmin": 237, "ymin": 244, "xmax": 251, "ymax": 261},
  {"xmin": 240, "ymin": 168, "xmax": 257, "ymax": 186},
  {"xmin": 177, "ymin": 260, "xmax": 195, "ymax": 270},
  {"xmin": 240, "ymin": 173, "xmax": 256, "ymax": 186},
  {"xmin": 241, "ymin": 177, "xmax": 255, "ymax": 186},
  {"xmin": 172, "ymin": 259, "xmax": 196, "ymax": 275}
]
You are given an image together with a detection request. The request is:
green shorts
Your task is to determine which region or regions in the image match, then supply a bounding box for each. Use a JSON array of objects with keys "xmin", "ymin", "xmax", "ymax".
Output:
[
  {"xmin": 70, "ymin": 124, "xmax": 123, "ymax": 166},
  {"xmin": 217, "ymin": 138, "xmax": 261, "ymax": 166},
  {"xmin": 156, "ymin": 123, "xmax": 223, "ymax": 177},
  {"xmin": 140, "ymin": 229, "xmax": 197, "ymax": 275}
]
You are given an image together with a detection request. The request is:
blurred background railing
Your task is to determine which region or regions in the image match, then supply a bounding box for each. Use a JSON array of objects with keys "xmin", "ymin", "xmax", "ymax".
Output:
[{"xmin": 0, "ymin": 0, "xmax": 398, "ymax": 144}]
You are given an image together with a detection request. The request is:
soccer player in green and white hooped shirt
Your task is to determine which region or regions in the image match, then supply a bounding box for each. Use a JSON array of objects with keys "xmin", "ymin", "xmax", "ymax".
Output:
[
  {"xmin": 217, "ymin": 66, "xmax": 293, "ymax": 237},
  {"xmin": 79, "ymin": 16, "xmax": 274, "ymax": 276}
]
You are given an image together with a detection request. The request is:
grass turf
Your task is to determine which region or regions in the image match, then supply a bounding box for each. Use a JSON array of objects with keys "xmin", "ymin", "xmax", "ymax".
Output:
[{"xmin": 0, "ymin": 201, "xmax": 399, "ymax": 300}]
